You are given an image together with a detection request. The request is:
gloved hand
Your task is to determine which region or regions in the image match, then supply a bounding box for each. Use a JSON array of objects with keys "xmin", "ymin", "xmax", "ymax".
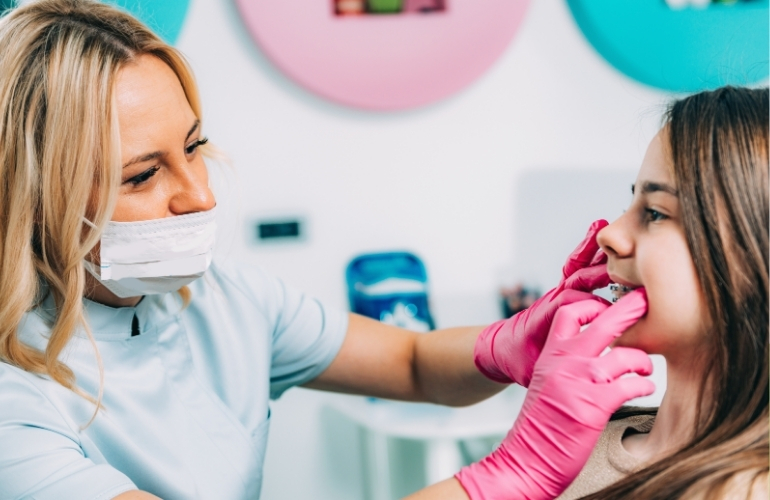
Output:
[
  {"xmin": 456, "ymin": 289, "xmax": 655, "ymax": 500},
  {"xmin": 475, "ymin": 220, "xmax": 612, "ymax": 387}
]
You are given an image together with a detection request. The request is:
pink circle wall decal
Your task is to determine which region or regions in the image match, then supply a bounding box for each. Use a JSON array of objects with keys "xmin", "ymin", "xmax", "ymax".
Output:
[{"xmin": 235, "ymin": 1, "xmax": 531, "ymax": 110}]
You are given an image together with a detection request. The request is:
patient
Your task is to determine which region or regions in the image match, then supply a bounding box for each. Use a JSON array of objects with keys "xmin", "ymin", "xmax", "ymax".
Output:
[{"xmin": 559, "ymin": 86, "xmax": 768, "ymax": 499}]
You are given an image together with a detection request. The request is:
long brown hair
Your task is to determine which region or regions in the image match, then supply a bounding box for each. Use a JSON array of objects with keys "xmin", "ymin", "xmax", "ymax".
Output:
[
  {"xmin": 0, "ymin": 0, "xmax": 203, "ymax": 415},
  {"xmin": 582, "ymin": 87, "xmax": 769, "ymax": 498}
]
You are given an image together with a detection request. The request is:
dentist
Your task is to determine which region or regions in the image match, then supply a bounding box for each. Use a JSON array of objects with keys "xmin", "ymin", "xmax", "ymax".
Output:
[{"xmin": 0, "ymin": 2, "xmax": 653, "ymax": 499}]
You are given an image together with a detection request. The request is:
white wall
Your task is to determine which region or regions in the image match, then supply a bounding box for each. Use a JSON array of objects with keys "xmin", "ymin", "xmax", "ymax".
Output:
[{"xmin": 175, "ymin": 0, "xmax": 670, "ymax": 498}]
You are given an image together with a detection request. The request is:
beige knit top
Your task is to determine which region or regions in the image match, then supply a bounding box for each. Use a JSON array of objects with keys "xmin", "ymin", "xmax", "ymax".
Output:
[{"xmin": 556, "ymin": 414, "xmax": 656, "ymax": 500}]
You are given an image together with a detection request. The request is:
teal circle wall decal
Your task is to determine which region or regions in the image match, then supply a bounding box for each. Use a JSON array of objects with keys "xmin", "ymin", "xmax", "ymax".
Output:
[
  {"xmin": 566, "ymin": 0, "xmax": 768, "ymax": 92},
  {"xmin": 102, "ymin": 0, "xmax": 190, "ymax": 44}
]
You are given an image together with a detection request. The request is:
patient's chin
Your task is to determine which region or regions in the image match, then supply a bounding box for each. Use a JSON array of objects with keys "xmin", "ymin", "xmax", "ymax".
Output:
[
  {"xmin": 611, "ymin": 335, "xmax": 634, "ymax": 349},
  {"xmin": 610, "ymin": 321, "xmax": 647, "ymax": 351},
  {"xmin": 611, "ymin": 321, "xmax": 668, "ymax": 357}
]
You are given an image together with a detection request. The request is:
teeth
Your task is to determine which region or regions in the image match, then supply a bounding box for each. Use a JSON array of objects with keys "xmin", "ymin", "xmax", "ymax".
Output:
[{"xmin": 609, "ymin": 284, "xmax": 635, "ymax": 303}]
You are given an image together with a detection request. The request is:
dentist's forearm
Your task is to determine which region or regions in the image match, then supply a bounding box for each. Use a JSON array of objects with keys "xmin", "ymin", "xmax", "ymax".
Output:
[
  {"xmin": 413, "ymin": 326, "xmax": 507, "ymax": 406},
  {"xmin": 113, "ymin": 491, "xmax": 162, "ymax": 499},
  {"xmin": 405, "ymin": 478, "xmax": 470, "ymax": 499}
]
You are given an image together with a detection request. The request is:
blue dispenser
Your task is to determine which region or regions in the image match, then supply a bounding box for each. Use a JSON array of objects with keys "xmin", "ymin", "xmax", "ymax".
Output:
[{"xmin": 346, "ymin": 252, "xmax": 435, "ymax": 332}]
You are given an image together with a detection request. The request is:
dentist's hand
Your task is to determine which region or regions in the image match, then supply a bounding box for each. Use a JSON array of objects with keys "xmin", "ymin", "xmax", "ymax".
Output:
[
  {"xmin": 475, "ymin": 220, "xmax": 612, "ymax": 387},
  {"xmin": 456, "ymin": 289, "xmax": 655, "ymax": 500}
]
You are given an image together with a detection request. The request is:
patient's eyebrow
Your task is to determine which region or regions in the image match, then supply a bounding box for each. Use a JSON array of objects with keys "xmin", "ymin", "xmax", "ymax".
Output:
[{"xmin": 631, "ymin": 181, "xmax": 678, "ymax": 196}]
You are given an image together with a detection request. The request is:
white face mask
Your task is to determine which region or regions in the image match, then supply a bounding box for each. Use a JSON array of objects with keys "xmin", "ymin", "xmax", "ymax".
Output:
[{"xmin": 83, "ymin": 207, "xmax": 217, "ymax": 298}]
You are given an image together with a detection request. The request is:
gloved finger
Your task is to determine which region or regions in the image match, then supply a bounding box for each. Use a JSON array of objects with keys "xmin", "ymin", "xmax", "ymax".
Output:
[
  {"xmin": 562, "ymin": 220, "xmax": 609, "ymax": 279},
  {"xmin": 562, "ymin": 264, "xmax": 611, "ymax": 292},
  {"xmin": 539, "ymin": 289, "xmax": 611, "ymax": 323},
  {"xmin": 590, "ymin": 248, "xmax": 607, "ymax": 267},
  {"xmin": 606, "ymin": 377, "xmax": 656, "ymax": 409},
  {"xmin": 589, "ymin": 347, "xmax": 653, "ymax": 383},
  {"xmin": 553, "ymin": 288, "xmax": 611, "ymax": 309},
  {"xmin": 578, "ymin": 288, "xmax": 648, "ymax": 356},
  {"xmin": 536, "ymin": 290, "xmax": 609, "ymax": 347},
  {"xmin": 548, "ymin": 299, "xmax": 610, "ymax": 343}
]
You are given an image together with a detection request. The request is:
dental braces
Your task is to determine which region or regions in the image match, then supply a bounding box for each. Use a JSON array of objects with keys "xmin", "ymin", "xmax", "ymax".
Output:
[{"xmin": 609, "ymin": 284, "xmax": 634, "ymax": 303}]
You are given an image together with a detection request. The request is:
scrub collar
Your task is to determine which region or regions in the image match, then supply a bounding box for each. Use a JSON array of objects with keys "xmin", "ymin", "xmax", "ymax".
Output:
[{"xmin": 37, "ymin": 289, "xmax": 180, "ymax": 341}]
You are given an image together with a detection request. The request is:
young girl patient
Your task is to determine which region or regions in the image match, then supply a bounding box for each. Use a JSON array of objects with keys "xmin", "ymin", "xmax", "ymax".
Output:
[{"xmin": 558, "ymin": 86, "xmax": 768, "ymax": 499}]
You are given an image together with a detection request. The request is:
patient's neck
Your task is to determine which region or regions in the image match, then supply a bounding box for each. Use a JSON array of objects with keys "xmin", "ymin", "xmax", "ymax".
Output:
[{"xmin": 622, "ymin": 351, "xmax": 711, "ymax": 464}]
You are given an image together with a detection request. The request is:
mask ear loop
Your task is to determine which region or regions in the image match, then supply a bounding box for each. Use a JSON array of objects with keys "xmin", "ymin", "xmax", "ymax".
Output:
[
  {"xmin": 82, "ymin": 217, "xmax": 98, "ymax": 230},
  {"xmin": 82, "ymin": 218, "xmax": 101, "ymax": 277}
]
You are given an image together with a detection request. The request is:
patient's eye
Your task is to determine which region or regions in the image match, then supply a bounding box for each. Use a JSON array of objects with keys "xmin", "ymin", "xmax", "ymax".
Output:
[{"xmin": 644, "ymin": 208, "xmax": 667, "ymax": 222}]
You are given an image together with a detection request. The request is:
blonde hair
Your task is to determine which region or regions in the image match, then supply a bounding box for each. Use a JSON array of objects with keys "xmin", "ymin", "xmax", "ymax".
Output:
[{"xmin": 0, "ymin": 0, "xmax": 203, "ymax": 410}]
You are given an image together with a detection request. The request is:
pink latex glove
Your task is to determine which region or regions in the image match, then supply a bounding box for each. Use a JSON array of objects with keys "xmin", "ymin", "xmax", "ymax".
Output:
[
  {"xmin": 456, "ymin": 289, "xmax": 655, "ymax": 500},
  {"xmin": 475, "ymin": 220, "xmax": 612, "ymax": 387}
]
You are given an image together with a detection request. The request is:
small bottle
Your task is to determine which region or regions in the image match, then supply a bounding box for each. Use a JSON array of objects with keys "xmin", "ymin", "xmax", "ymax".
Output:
[
  {"xmin": 335, "ymin": 0, "xmax": 365, "ymax": 15},
  {"xmin": 367, "ymin": 0, "xmax": 403, "ymax": 14},
  {"xmin": 403, "ymin": 0, "xmax": 445, "ymax": 13}
]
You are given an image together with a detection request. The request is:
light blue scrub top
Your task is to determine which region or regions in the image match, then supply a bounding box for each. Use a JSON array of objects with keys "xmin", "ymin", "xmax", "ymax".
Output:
[{"xmin": 0, "ymin": 262, "xmax": 348, "ymax": 500}]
